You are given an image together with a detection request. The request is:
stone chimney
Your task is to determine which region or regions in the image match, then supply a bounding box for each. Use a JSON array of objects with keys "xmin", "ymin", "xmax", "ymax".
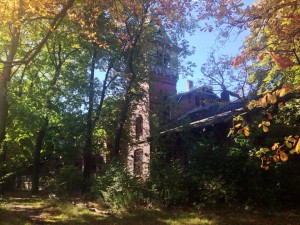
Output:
[
  {"xmin": 221, "ymin": 90, "xmax": 230, "ymax": 102},
  {"xmin": 186, "ymin": 80, "xmax": 193, "ymax": 91}
]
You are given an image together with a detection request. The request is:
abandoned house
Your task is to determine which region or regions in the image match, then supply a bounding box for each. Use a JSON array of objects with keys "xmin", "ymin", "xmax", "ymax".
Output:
[{"xmin": 127, "ymin": 25, "xmax": 246, "ymax": 178}]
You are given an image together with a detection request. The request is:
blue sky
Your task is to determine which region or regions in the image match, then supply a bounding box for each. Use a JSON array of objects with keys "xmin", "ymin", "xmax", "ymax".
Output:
[
  {"xmin": 177, "ymin": 25, "xmax": 248, "ymax": 93},
  {"xmin": 177, "ymin": 0, "xmax": 254, "ymax": 93}
]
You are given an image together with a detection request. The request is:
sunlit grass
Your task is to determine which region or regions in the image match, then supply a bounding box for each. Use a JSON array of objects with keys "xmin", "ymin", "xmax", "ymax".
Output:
[
  {"xmin": 159, "ymin": 213, "xmax": 214, "ymax": 225},
  {"xmin": 43, "ymin": 202, "xmax": 108, "ymax": 223},
  {"xmin": 1, "ymin": 192, "xmax": 300, "ymax": 225}
]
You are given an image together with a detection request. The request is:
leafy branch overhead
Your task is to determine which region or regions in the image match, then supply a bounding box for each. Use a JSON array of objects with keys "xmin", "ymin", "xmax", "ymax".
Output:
[{"xmin": 228, "ymin": 84, "xmax": 300, "ymax": 169}]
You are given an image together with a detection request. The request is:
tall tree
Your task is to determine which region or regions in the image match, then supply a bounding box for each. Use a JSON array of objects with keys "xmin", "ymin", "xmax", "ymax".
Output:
[
  {"xmin": 70, "ymin": 1, "xmax": 123, "ymax": 191},
  {"xmin": 0, "ymin": 0, "xmax": 75, "ymax": 149},
  {"xmin": 106, "ymin": 0, "xmax": 197, "ymax": 158},
  {"xmin": 31, "ymin": 29, "xmax": 80, "ymax": 194}
]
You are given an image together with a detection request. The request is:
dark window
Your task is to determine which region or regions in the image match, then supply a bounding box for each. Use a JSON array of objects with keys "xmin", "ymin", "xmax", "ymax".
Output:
[
  {"xmin": 134, "ymin": 149, "xmax": 143, "ymax": 175},
  {"xmin": 135, "ymin": 115, "xmax": 143, "ymax": 139},
  {"xmin": 195, "ymin": 96, "xmax": 200, "ymax": 106}
]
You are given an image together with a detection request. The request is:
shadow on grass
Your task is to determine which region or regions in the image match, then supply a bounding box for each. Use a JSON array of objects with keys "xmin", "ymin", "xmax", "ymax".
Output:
[
  {"xmin": 0, "ymin": 206, "xmax": 211, "ymax": 225},
  {"xmin": 1, "ymin": 192, "xmax": 300, "ymax": 225},
  {"xmin": 38, "ymin": 209, "xmax": 210, "ymax": 225},
  {"xmin": 0, "ymin": 208, "xmax": 31, "ymax": 225}
]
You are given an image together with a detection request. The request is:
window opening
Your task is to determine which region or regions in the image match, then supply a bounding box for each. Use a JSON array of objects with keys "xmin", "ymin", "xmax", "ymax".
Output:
[
  {"xmin": 135, "ymin": 115, "xmax": 143, "ymax": 139},
  {"xmin": 134, "ymin": 149, "xmax": 143, "ymax": 175}
]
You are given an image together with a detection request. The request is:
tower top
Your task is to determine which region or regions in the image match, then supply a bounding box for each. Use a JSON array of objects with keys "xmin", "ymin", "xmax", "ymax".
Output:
[{"xmin": 149, "ymin": 25, "xmax": 179, "ymax": 80}]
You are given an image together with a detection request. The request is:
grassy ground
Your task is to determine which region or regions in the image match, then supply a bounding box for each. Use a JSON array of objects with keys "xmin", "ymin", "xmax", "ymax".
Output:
[{"xmin": 0, "ymin": 191, "xmax": 300, "ymax": 225}]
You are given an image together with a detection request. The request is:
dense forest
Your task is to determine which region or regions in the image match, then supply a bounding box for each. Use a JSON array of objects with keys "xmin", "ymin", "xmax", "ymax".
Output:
[{"xmin": 0, "ymin": 0, "xmax": 299, "ymax": 218}]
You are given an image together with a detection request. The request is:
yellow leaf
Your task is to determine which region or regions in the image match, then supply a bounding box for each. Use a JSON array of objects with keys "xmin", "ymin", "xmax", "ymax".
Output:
[
  {"xmin": 235, "ymin": 123, "xmax": 242, "ymax": 128},
  {"xmin": 227, "ymin": 128, "xmax": 234, "ymax": 137},
  {"xmin": 247, "ymin": 101, "xmax": 255, "ymax": 110},
  {"xmin": 285, "ymin": 135, "xmax": 295, "ymax": 148},
  {"xmin": 279, "ymin": 88, "xmax": 287, "ymax": 97},
  {"xmin": 290, "ymin": 139, "xmax": 300, "ymax": 154},
  {"xmin": 279, "ymin": 84, "xmax": 293, "ymax": 97},
  {"xmin": 295, "ymin": 140, "xmax": 300, "ymax": 154},
  {"xmin": 270, "ymin": 94, "xmax": 277, "ymax": 104},
  {"xmin": 264, "ymin": 121, "xmax": 270, "ymax": 126},
  {"xmin": 259, "ymin": 95, "xmax": 267, "ymax": 108},
  {"xmin": 286, "ymin": 135, "xmax": 295, "ymax": 142},
  {"xmin": 280, "ymin": 151, "xmax": 288, "ymax": 162},
  {"xmin": 285, "ymin": 141, "xmax": 293, "ymax": 148},
  {"xmin": 262, "ymin": 125, "xmax": 269, "ymax": 132},
  {"xmin": 290, "ymin": 149, "xmax": 296, "ymax": 154},
  {"xmin": 272, "ymin": 143, "xmax": 279, "ymax": 150},
  {"xmin": 244, "ymin": 127, "xmax": 250, "ymax": 136},
  {"xmin": 267, "ymin": 93, "xmax": 277, "ymax": 104}
]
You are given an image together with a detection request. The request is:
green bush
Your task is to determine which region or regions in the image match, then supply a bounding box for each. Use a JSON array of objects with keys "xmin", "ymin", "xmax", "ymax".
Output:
[
  {"xmin": 55, "ymin": 166, "xmax": 83, "ymax": 193},
  {"xmin": 148, "ymin": 158, "xmax": 190, "ymax": 206},
  {"xmin": 193, "ymin": 174, "xmax": 236, "ymax": 205},
  {"xmin": 92, "ymin": 162, "xmax": 145, "ymax": 211}
]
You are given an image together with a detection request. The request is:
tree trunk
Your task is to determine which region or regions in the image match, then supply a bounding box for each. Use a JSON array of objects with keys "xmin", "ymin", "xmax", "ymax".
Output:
[
  {"xmin": 31, "ymin": 119, "xmax": 48, "ymax": 195},
  {"xmin": 0, "ymin": 27, "xmax": 20, "ymax": 189},
  {"xmin": 112, "ymin": 49, "xmax": 136, "ymax": 158},
  {"xmin": 0, "ymin": 80, "xmax": 9, "ymax": 149},
  {"xmin": 31, "ymin": 45, "xmax": 62, "ymax": 194},
  {"xmin": 112, "ymin": 90, "xmax": 132, "ymax": 158},
  {"xmin": 0, "ymin": 26, "xmax": 20, "ymax": 147},
  {"xmin": 82, "ymin": 48, "xmax": 97, "ymax": 193},
  {"xmin": 93, "ymin": 64, "xmax": 113, "ymax": 127}
]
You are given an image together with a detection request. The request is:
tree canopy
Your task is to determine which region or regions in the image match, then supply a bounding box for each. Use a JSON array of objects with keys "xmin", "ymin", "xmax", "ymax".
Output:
[{"xmin": 0, "ymin": 0, "xmax": 299, "ymax": 202}]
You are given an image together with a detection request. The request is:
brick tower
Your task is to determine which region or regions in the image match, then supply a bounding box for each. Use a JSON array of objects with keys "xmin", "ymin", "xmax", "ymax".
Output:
[{"xmin": 127, "ymin": 25, "xmax": 179, "ymax": 178}]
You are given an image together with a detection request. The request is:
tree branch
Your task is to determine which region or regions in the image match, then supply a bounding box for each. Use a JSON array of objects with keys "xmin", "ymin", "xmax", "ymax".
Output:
[{"xmin": 0, "ymin": 0, "xmax": 75, "ymax": 65}]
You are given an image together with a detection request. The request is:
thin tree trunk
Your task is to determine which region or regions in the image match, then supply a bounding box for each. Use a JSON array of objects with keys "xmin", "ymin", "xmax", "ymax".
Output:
[
  {"xmin": 93, "ymin": 64, "xmax": 113, "ymax": 127},
  {"xmin": 0, "ymin": 26, "xmax": 20, "ymax": 192},
  {"xmin": 31, "ymin": 119, "xmax": 48, "ymax": 195},
  {"xmin": 30, "ymin": 44, "xmax": 62, "ymax": 194},
  {"xmin": 112, "ymin": 50, "xmax": 136, "ymax": 158},
  {"xmin": 82, "ymin": 48, "xmax": 97, "ymax": 193},
  {"xmin": 0, "ymin": 82, "xmax": 9, "ymax": 149}
]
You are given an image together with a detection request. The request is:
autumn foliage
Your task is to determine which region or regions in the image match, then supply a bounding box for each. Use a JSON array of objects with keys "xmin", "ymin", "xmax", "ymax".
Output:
[
  {"xmin": 231, "ymin": 0, "xmax": 299, "ymax": 70},
  {"xmin": 228, "ymin": 83, "xmax": 300, "ymax": 169}
]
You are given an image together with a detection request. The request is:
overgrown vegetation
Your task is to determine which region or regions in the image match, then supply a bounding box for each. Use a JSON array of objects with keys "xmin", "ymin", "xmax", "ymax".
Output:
[
  {"xmin": 86, "ymin": 127, "xmax": 300, "ymax": 211},
  {"xmin": 92, "ymin": 162, "xmax": 145, "ymax": 211},
  {"xmin": 0, "ymin": 0, "xmax": 299, "ymax": 222}
]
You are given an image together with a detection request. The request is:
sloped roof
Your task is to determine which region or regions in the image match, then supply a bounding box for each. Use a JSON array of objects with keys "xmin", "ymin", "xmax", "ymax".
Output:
[
  {"xmin": 176, "ymin": 86, "xmax": 219, "ymax": 102},
  {"xmin": 161, "ymin": 99, "xmax": 247, "ymax": 135}
]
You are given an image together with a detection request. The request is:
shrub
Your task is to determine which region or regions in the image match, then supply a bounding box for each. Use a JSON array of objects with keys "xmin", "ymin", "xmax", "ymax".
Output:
[
  {"xmin": 148, "ymin": 159, "xmax": 190, "ymax": 206},
  {"xmin": 92, "ymin": 162, "xmax": 145, "ymax": 211},
  {"xmin": 55, "ymin": 166, "xmax": 83, "ymax": 193}
]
